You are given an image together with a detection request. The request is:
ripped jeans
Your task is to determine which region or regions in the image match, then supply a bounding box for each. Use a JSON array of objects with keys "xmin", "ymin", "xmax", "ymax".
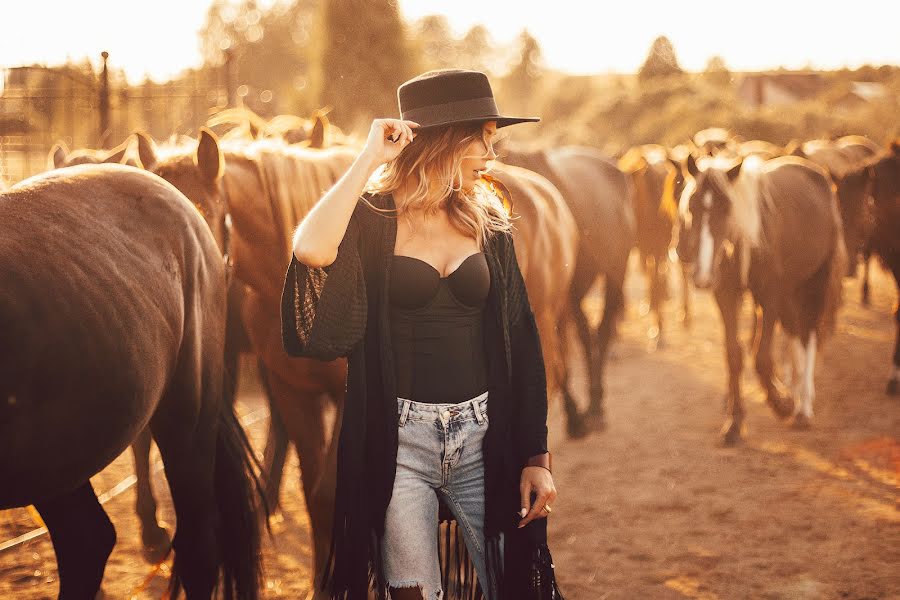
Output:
[{"xmin": 381, "ymin": 391, "xmax": 497, "ymax": 600}]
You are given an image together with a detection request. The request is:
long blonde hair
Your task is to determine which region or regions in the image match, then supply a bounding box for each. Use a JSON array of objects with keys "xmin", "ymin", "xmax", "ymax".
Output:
[{"xmin": 364, "ymin": 121, "xmax": 512, "ymax": 249}]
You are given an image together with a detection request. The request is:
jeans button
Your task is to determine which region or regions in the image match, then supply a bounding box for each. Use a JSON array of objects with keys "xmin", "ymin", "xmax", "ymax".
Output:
[{"xmin": 442, "ymin": 410, "xmax": 451, "ymax": 420}]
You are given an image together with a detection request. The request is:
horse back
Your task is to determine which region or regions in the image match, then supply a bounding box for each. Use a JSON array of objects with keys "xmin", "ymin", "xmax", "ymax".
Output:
[{"xmin": 760, "ymin": 158, "xmax": 842, "ymax": 283}]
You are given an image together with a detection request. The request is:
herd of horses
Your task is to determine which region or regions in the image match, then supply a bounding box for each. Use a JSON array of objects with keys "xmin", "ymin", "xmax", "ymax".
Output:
[{"xmin": 1, "ymin": 108, "xmax": 897, "ymax": 598}]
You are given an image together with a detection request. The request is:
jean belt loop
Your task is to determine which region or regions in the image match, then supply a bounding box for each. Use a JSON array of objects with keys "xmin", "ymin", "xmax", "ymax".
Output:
[
  {"xmin": 399, "ymin": 398, "xmax": 411, "ymax": 426},
  {"xmin": 472, "ymin": 397, "xmax": 485, "ymax": 424}
]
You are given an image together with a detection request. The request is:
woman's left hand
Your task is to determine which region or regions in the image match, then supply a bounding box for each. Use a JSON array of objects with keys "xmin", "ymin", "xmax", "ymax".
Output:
[{"xmin": 518, "ymin": 466, "xmax": 557, "ymax": 528}]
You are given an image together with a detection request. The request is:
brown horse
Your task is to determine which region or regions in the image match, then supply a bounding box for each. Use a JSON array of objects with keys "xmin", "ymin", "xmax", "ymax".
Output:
[
  {"xmin": 501, "ymin": 144, "xmax": 635, "ymax": 434},
  {"xmin": 857, "ymin": 141, "xmax": 900, "ymax": 394},
  {"xmin": 121, "ymin": 128, "xmax": 255, "ymax": 555},
  {"xmin": 619, "ymin": 144, "xmax": 687, "ymax": 343},
  {"xmin": 0, "ymin": 164, "xmax": 263, "ymax": 598},
  {"xmin": 680, "ymin": 154, "xmax": 846, "ymax": 444},
  {"xmin": 490, "ymin": 163, "xmax": 580, "ymax": 432},
  {"xmin": 139, "ymin": 131, "xmax": 357, "ymax": 594}
]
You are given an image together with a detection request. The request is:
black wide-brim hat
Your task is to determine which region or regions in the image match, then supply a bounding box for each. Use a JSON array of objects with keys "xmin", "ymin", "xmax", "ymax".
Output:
[{"xmin": 398, "ymin": 69, "xmax": 540, "ymax": 131}]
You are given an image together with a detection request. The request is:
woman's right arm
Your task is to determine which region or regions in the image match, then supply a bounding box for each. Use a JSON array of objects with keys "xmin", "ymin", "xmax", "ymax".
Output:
[{"xmin": 291, "ymin": 118, "xmax": 419, "ymax": 267}]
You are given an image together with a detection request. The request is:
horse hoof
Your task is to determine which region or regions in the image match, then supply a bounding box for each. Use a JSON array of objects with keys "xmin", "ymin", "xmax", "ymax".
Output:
[
  {"xmin": 887, "ymin": 379, "xmax": 899, "ymax": 396},
  {"xmin": 141, "ymin": 525, "xmax": 172, "ymax": 563},
  {"xmin": 767, "ymin": 395, "xmax": 794, "ymax": 420},
  {"xmin": 585, "ymin": 408, "xmax": 607, "ymax": 433},
  {"xmin": 566, "ymin": 414, "xmax": 591, "ymax": 439},
  {"xmin": 719, "ymin": 421, "xmax": 743, "ymax": 446},
  {"xmin": 790, "ymin": 413, "xmax": 813, "ymax": 430}
]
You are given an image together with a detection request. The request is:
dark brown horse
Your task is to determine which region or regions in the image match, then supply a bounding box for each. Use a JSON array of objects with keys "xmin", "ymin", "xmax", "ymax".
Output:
[
  {"xmin": 857, "ymin": 141, "xmax": 900, "ymax": 394},
  {"xmin": 679, "ymin": 155, "xmax": 846, "ymax": 444},
  {"xmin": 501, "ymin": 145, "xmax": 635, "ymax": 433},
  {"xmin": 0, "ymin": 164, "xmax": 263, "ymax": 598},
  {"xmin": 793, "ymin": 136, "xmax": 881, "ymax": 299},
  {"xmin": 139, "ymin": 131, "xmax": 357, "ymax": 595}
]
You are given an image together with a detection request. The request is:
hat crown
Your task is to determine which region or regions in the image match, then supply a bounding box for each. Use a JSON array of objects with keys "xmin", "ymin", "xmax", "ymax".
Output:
[
  {"xmin": 395, "ymin": 69, "xmax": 539, "ymax": 130},
  {"xmin": 398, "ymin": 69, "xmax": 494, "ymax": 112}
]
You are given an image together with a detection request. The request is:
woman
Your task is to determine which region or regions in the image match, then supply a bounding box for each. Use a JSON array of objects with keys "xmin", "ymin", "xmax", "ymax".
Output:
[{"xmin": 282, "ymin": 69, "xmax": 563, "ymax": 600}]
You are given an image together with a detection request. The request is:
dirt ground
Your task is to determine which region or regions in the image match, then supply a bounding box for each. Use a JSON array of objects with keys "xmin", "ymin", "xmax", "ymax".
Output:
[{"xmin": 1, "ymin": 257, "xmax": 898, "ymax": 599}]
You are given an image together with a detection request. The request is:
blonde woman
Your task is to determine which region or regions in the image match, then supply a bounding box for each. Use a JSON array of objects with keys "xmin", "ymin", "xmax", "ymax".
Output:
[{"xmin": 283, "ymin": 69, "xmax": 563, "ymax": 600}]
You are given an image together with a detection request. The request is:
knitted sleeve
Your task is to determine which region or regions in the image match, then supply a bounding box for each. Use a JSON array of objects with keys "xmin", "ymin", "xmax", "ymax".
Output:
[
  {"xmin": 502, "ymin": 231, "xmax": 549, "ymax": 463},
  {"xmin": 280, "ymin": 210, "xmax": 367, "ymax": 361}
]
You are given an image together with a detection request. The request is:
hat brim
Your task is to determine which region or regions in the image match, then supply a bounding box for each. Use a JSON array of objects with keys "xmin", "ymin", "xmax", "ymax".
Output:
[{"xmin": 412, "ymin": 115, "xmax": 540, "ymax": 131}]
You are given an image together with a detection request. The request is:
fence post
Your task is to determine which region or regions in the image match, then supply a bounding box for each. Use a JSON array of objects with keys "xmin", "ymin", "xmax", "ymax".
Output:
[
  {"xmin": 99, "ymin": 51, "xmax": 110, "ymax": 147},
  {"xmin": 224, "ymin": 48, "xmax": 235, "ymax": 107}
]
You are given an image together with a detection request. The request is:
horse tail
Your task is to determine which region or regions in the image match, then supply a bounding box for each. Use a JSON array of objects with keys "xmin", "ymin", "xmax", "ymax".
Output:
[
  {"xmin": 818, "ymin": 224, "xmax": 848, "ymax": 344},
  {"xmin": 213, "ymin": 404, "xmax": 268, "ymax": 600}
]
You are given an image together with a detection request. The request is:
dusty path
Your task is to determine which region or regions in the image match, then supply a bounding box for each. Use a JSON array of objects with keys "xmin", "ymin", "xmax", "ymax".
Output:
[{"xmin": 1, "ymin": 260, "xmax": 898, "ymax": 599}]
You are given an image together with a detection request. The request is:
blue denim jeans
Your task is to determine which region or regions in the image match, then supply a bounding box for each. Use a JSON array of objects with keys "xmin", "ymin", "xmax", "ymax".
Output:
[{"xmin": 381, "ymin": 390, "xmax": 495, "ymax": 600}]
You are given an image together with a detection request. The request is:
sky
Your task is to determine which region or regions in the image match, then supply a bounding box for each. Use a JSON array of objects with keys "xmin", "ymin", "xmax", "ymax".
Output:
[{"xmin": 1, "ymin": 0, "xmax": 898, "ymax": 84}]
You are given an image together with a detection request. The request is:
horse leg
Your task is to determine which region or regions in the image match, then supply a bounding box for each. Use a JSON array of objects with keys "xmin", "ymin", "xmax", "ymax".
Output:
[
  {"xmin": 131, "ymin": 427, "xmax": 170, "ymax": 556},
  {"xmin": 887, "ymin": 264, "xmax": 900, "ymax": 395},
  {"xmin": 753, "ymin": 306, "xmax": 794, "ymax": 420},
  {"xmin": 715, "ymin": 285, "xmax": 745, "ymax": 446},
  {"xmin": 267, "ymin": 370, "xmax": 335, "ymax": 587},
  {"xmin": 649, "ymin": 255, "xmax": 665, "ymax": 348},
  {"xmin": 587, "ymin": 275, "xmax": 624, "ymax": 429},
  {"xmin": 861, "ymin": 250, "xmax": 872, "ymax": 306},
  {"xmin": 259, "ymin": 358, "xmax": 290, "ymax": 511},
  {"xmin": 35, "ymin": 482, "xmax": 116, "ymax": 599},
  {"xmin": 789, "ymin": 330, "xmax": 817, "ymax": 429},
  {"xmin": 679, "ymin": 257, "xmax": 693, "ymax": 328},
  {"xmin": 566, "ymin": 273, "xmax": 597, "ymax": 432},
  {"xmin": 554, "ymin": 313, "xmax": 588, "ymax": 438}
]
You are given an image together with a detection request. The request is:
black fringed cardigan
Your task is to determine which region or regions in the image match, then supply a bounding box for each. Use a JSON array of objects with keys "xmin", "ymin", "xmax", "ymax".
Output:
[{"xmin": 280, "ymin": 192, "xmax": 564, "ymax": 600}]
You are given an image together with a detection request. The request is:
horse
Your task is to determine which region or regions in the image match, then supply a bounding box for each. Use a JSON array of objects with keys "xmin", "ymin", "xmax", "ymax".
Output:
[
  {"xmin": 679, "ymin": 154, "xmax": 846, "ymax": 445},
  {"xmin": 48, "ymin": 137, "xmax": 134, "ymax": 169},
  {"xmin": 489, "ymin": 163, "xmax": 580, "ymax": 434},
  {"xmin": 0, "ymin": 164, "xmax": 263, "ymax": 598},
  {"xmin": 120, "ymin": 128, "xmax": 261, "ymax": 555},
  {"xmin": 856, "ymin": 141, "xmax": 900, "ymax": 394},
  {"xmin": 619, "ymin": 144, "xmax": 687, "ymax": 343},
  {"xmin": 793, "ymin": 136, "xmax": 881, "ymax": 296},
  {"xmin": 139, "ymin": 131, "xmax": 358, "ymax": 594},
  {"xmin": 501, "ymin": 145, "xmax": 636, "ymax": 434}
]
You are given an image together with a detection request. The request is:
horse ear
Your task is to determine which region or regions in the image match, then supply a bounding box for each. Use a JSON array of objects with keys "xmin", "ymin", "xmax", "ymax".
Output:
[
  {"xmin": 309, "ymin": 114, "xmax": 327, "ymax": 149},
  {"xmin": 135, "ymin": 132, "xmax": 158, "ymax": 171},
  {"xmin": 891, "ymin": 139, "xmax": 900, "ymax": 155},
  {"xmin": 103, "ymin": 139, "xmax": 129, "ymax": 164},
  {"xmin": 783, "ymin": 139, "xmax": 803, "ymax": 157},
  {"xmin": 49, "ymin": 142, "xmax": 68, "ymax": 169},
  {"xmin": 727, "ymin": 161, "xmax": 742, "ymax": 182},
  {"xmin": 196, "ymin": 127, "xmax": 223, "ymax": 183},
  {"xmin": 686, "ymin": 154, "xmax": 700, "ymax": 177}
]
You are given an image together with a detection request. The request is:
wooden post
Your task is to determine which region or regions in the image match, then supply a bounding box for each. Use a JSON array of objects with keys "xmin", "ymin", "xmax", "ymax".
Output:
[{"xmin": 99, "ymin": 51, "xmax": 110, "ymax": 147}]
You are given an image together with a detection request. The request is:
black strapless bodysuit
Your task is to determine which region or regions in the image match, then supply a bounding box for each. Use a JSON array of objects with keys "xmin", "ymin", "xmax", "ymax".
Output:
[{"xmin": 390, "ymin": 252, "xmax": 491, "ymax": 404}]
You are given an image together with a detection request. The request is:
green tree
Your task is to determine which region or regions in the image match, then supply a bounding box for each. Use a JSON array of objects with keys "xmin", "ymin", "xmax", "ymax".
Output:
[
  {"xmin": 502, "ymin": 30, "xmax": 543, "ymax": 115},
  {"xmin": 703, "ymin": 55, "xmax": 732, "ymax": 87},
  {"xmin": 638, "ymin": 36, "xmax": 683, "ymax": 82},
  {"xmin": 412, "ymin": 15, "xmax": 456, "ymax": 71},
  {"xmin": 314, "ymin": 0, "xmax": 415, "ymax": 130}
]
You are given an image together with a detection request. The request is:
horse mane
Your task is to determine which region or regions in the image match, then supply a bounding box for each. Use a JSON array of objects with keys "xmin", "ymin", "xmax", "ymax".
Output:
[
  {"xmin": 220, "ymin": 138, "xmax": 357, "ymax": 257},
  {"xmin": 703, "ymin": 154, "xmax": 769, "ymax": 250}
]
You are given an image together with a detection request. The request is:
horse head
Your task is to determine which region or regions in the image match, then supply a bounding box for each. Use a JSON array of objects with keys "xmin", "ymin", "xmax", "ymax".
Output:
[
  {"xmin": 135, "ymin": 129, "xmax": 232, "ymax": 271},
  {"xmin": 678, "ymin": 154, "xmax": 744, "ymax": 289}
]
